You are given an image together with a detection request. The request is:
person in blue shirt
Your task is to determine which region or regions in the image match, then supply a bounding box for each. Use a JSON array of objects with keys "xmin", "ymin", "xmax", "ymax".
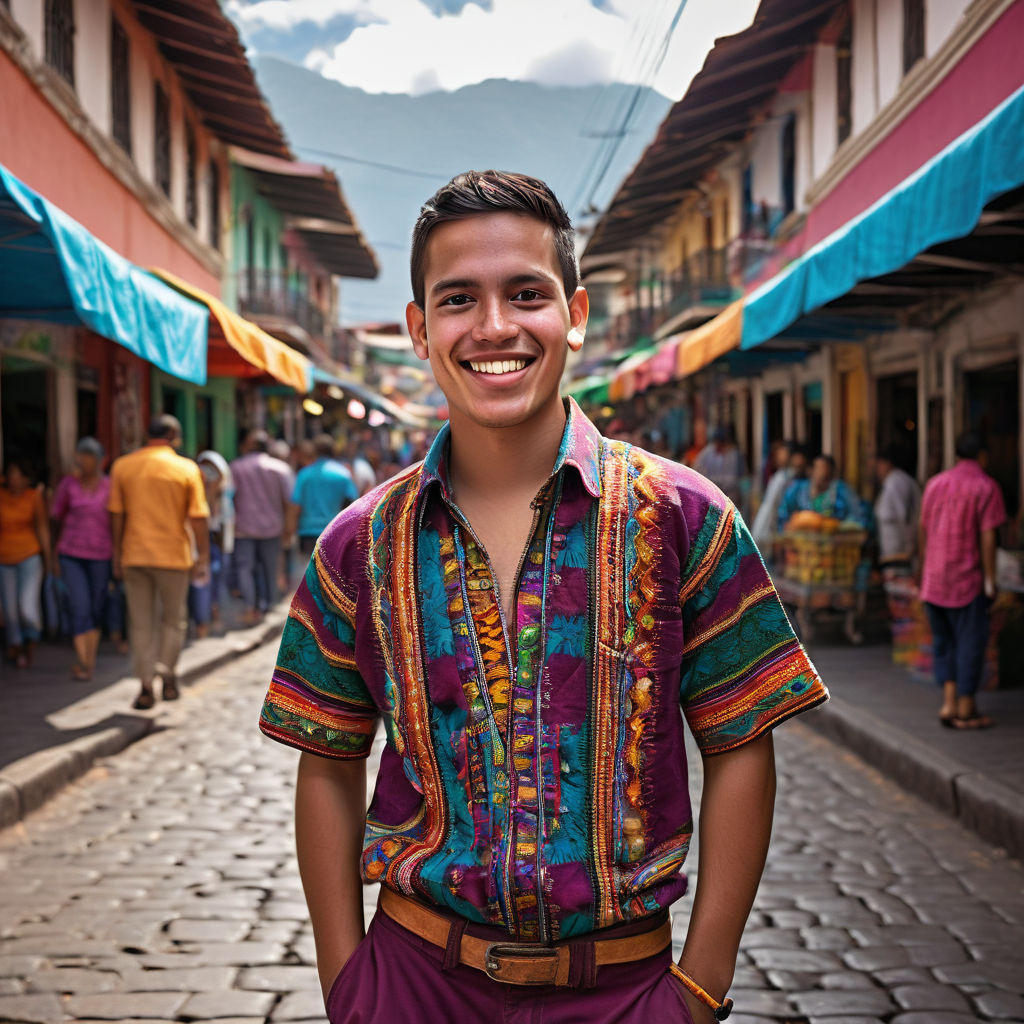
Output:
[
  {"xmin": 286, "ymin": 434, "xmax": 358, "ymax": 554},
  {"xmin": 777, "ymin": 453, "xmax": 871, "ymax": 531}
]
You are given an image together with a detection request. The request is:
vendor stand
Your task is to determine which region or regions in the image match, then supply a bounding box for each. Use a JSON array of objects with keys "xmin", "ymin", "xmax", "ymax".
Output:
[{"xmin": 773, "ymin": 518, "xmax": 869, "ymax": 644}]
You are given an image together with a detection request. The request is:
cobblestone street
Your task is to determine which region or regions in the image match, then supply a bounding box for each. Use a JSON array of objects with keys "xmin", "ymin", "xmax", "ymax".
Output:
[{"xmin": 1, "ymin": 644, "xmax": 1022, "ymax": 1024}]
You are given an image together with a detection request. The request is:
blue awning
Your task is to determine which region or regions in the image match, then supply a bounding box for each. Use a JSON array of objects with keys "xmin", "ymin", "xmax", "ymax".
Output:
[
  {"xmin": 0, "ymin": 163, "xmax": 209, "ymax": 384},
  {"xmin": 741, "ymin": 82, "xmax": 1024, "ymax": 350}
]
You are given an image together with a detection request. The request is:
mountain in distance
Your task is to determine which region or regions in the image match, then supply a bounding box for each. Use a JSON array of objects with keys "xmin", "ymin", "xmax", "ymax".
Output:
[{"xmin": 253, "ymin": 57, "xmax": 672, "ymax": 324}]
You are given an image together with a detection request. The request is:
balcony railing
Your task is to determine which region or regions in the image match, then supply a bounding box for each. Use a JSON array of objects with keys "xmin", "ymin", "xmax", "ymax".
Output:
[{"xmin": 237, "ymin": 269, "xmax": 326, "ymax": 342}]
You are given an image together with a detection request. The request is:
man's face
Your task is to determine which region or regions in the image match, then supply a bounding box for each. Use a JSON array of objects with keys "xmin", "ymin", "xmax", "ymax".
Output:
[{"xmin": 407, "ymin": 212, "xmax": 587, "ymax": 432}]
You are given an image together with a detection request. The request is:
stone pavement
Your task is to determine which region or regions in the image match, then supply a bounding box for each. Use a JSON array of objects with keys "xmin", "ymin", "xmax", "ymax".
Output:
[
  {"xmin": 1, "ymin": 643, "xmax": 1022, "ymax": 1024},
  {"xmin": 804, "ymin": 637, "xmax": 1024, "ymax": 860},
  {"xmin": 0, "ymin": 595, "xmax": 291, "ymax": 831}
]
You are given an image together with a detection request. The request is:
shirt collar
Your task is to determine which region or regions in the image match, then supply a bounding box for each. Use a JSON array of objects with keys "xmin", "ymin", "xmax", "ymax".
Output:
[{"xmin": 419, "ymin": 398, "xmax": 603, "ymax": 502}]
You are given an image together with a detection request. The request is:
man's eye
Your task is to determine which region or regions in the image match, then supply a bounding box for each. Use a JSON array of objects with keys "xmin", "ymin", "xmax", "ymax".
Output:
[
  {"xmin": 513, "ymin": 289, "xmax": 542, "ymax": 302},
  {"xmin": 441, "ymin": 294, "xmax": 472, "ymax": 307}
]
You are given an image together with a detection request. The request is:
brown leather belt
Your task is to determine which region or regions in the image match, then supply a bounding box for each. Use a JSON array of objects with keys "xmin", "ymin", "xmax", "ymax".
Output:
[{"xmin": 379, "ymin": 886, "xmax": 672, "ymax": 987}]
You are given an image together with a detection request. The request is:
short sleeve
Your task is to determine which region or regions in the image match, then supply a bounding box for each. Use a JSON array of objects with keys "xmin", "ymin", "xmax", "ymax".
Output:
[
  {"xmin": 186, "ymin": 465, "xmax": 210, "ymax": 518},
  {"xmin": 259, "ymin": 551, "xmax": 378, "ymax": 759},
  {"xmin": 679, "ymin": 502, "xmax": 828, "ymax": 755},
  {"xmin": 980, "ymin": 481, "xmax": 1007, "ymax": 533}
]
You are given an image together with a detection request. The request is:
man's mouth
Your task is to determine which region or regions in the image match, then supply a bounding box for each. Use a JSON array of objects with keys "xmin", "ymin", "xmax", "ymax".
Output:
[{"xmin": 463, "ymin": 358, "xmax": 533, "ymax": 375}]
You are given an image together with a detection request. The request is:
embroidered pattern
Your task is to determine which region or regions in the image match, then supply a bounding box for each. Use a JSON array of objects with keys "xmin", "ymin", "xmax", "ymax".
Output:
[{"xmin": 259, "ymin": 401, "xmax": 828, "ymax": 939}]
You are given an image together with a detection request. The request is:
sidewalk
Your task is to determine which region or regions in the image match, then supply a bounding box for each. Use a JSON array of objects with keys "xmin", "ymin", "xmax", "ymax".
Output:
[
  {"xmin": 0, "ymin": 594, "xmax": 290, "ymax": 830},
  {"xmin": 804, "ymin": 634, "xmax": 1024, "ymax": 861}
]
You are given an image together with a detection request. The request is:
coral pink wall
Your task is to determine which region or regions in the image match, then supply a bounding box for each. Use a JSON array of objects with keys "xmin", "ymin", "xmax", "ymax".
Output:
[{"xmin": 0, "ymin": 52, "xmax": 220, "ymax": 295}]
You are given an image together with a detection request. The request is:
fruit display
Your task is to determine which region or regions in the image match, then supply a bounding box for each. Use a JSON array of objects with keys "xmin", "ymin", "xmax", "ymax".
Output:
[{"xmin": 780, "ymin": 524, "xmax": 867, "ymax": 586}]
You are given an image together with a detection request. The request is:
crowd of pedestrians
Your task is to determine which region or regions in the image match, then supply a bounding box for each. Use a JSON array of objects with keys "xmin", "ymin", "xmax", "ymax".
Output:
[{"xmin": 0, "ymin": 416, "xmax": 392, "ymax": 709}]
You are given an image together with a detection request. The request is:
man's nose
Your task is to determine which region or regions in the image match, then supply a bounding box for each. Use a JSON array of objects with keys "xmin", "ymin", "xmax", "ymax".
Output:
[{"xmin": 471, "ymin": 299, "xmax": 518, "ymax": 343}]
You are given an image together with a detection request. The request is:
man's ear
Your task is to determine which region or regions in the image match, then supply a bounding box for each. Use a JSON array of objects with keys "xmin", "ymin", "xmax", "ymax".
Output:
[
  {"xmin": 407, "ymin": 301, "xmax": 429, "ymax": 360},
  {"xmin": 567, "ymin": 286, "xmax": 589, "ymax": 352}
]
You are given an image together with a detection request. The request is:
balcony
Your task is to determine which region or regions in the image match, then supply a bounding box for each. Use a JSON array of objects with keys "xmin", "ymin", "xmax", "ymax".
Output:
[
  {"xmin": 237, "ymin": 269, "xmax": 327, "ymax": 344},
  {"xmin": 652, "ymin": 247, "xmax": 738, "ymax": 339}
]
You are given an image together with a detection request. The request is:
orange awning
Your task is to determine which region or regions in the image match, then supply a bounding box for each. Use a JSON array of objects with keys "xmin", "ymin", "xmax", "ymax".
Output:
[
  {"xmin": 152, "ymin": 269, "xmax": 312, "ymax": 393},
  {"xmin": 675, "ymin": 300, "xmax": 743, "ymax": 379}
]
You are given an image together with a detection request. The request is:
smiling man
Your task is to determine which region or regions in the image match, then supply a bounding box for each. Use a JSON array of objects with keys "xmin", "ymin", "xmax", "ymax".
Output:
[{"xmin": 259, "ymin": 171, "xmax": 828, "ymax": 1024}]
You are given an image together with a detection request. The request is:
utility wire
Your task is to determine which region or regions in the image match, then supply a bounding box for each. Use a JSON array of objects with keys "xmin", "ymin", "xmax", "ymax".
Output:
[
  {"xmin": 294, "ymin": 145, "xmax": 449, "ymax": 180},
  {"xmin": 574, "ymin": 0, "xmax": 690, "ymax": 218}
]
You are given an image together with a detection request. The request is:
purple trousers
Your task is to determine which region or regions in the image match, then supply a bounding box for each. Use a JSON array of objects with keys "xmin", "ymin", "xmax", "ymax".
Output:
[{"xmin": 326, "ymin": 909, "xmax": 695, "ymax": 1024}]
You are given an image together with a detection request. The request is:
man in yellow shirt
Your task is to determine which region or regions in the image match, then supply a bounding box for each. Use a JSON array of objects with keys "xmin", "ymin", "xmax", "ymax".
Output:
[{"xmin": 109, "ymin": 415, "xmax": 210, "ymax": 709}]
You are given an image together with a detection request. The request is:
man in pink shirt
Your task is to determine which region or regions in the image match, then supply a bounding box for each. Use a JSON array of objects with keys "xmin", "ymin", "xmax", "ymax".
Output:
[{"xmin": 919, "ymin": 432, "xmax": 1006, "ymax": 730}]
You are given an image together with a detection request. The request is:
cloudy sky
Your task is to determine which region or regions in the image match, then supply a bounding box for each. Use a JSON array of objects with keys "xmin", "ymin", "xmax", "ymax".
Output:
[{"xmin": 226, "ymin": 0, "xmax": 760, "ymax": 100}]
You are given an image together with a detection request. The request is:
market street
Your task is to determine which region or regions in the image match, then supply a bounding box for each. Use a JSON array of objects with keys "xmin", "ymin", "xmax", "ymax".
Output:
[{"xmin": 0, "ymin": 643, "xmax": 1022, "ymax": 1024}]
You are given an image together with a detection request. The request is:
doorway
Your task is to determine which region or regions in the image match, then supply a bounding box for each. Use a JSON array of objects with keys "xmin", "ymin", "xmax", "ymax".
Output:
[
  {"xmin": 964, "ymin": 359, "xmax": 1019, "ymax": 521},
  {"xmin": 876, "ymin": 371, "xmax": 918, "ymax": 476},
  {"xmin": 1, "ymin": 356, "xmax": 51, "ymax": 483}
]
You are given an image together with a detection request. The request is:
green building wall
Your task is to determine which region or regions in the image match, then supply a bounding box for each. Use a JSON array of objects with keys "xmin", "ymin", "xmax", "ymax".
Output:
[{"xmin": 151, "ymin": 371, "xmax": 239, "ymax": 460}]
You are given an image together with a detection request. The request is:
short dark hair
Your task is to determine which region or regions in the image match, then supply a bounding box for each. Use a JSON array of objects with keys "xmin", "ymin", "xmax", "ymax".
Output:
[
  {"xmin": 955, "ymin": 431, "xmax": 982, "ymax": 460},
  {"xmin": 247, "ymin": 429, "xmax": 270, "ymax": 454},
  {"xmin": 814, "ymin": 453, "xmax": 837, "ymax": 472},
  {"xmin": 148, "ymin": 414, "xmax": 182, "ymax": 440},
  {"xmin": 410, "ymin": 170, "xmax": 579, "ymax": 308},
  {"xmin": 313, "ymin": 433, "xmax": 336, "ymax": 458}
]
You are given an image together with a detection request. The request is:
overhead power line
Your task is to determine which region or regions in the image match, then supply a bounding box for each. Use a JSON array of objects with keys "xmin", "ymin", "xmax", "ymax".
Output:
[{"xmin": 294, "ymin": 145, "xmax": 448, "ymax": 181}]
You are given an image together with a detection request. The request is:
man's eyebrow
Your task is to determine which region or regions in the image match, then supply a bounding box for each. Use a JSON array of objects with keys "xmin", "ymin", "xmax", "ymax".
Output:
[
  {"xmin": 430, "ymin": 271, "xmax": 558, "ymax": 295},
  {"xmin": 430, "ymin": 277, "xmax": 478, "ymax": 295}
]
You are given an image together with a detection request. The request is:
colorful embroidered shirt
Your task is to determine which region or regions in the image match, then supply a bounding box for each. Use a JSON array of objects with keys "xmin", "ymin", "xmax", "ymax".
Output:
[{"xmin": 260, "ymin": 401, "xmax": 827, "ymax": 942}]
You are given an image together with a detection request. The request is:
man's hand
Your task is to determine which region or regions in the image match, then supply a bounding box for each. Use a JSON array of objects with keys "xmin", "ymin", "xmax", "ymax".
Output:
[
  {"xmin": 191, "ymin": 558, "xmax": 211, "ymax": 586},
  {"xmin": 112, "ymin": 553, "xmax": 122, "ymax": 581}
]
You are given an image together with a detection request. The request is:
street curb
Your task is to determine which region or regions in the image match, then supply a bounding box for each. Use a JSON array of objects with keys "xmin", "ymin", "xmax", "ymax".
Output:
[
  {"xmin": 0, "ymin": 612, "xmax": 286, "ymax": 831},
  {"xmin": 804, "ymin": 695, "xmax": 1024, "ymax": 861}
]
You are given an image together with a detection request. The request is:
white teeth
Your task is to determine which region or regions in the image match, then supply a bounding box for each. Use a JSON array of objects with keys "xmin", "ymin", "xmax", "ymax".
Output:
[{"xmin": 469, "ymin": 359, "xmax": 527, "ymax": 374}]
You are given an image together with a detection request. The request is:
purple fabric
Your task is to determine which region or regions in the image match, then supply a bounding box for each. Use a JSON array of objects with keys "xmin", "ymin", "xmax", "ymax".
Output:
[
  {"xmin": 229, "ymin": 452, "xmax": 294, "ymax": 539},
  {"xmin": 52, "ymin": 475, "xmax": 113, "ymax": 560},
  {"xmin": 324, "ymin": 908, "xmax": 694, "ymax": 1024}
]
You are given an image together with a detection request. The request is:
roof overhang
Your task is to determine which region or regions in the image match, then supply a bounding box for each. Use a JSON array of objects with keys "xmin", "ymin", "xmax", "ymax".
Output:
[
  {"xmin": 231, "ymin": 148, "xmax": 378, "ymax": 279},
  {"xmin": 127, "ymin": 0, "xmax": 290, "ymax": 158}
]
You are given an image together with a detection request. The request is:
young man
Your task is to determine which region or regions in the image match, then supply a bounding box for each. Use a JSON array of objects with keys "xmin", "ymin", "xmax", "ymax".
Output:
[{"xmin": 259, "ymin": 171, "xmax": 827, "ymax": 1024}]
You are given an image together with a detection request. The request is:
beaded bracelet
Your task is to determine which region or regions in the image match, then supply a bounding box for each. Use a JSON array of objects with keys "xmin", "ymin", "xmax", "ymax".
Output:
[{"xmin": 668, "ymin": 963, "xmax": 734, "ymax": 1021}]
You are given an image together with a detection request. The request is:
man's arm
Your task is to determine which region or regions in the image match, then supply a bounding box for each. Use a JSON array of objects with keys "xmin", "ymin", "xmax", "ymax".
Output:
[
  {"xmin": 981, "ymin": 527, "xmax": 998, "ymax": 598},
  {"xmin": 189, "ymin": 516, "xmax": 210, "ymax": 584},
  {"xmin": 295, "ymin": 752, "xmax": 367, "ymax": 999},
  {"xmin": 677, "ymin": 733, "xmax": 776, "ymax": 1023}
]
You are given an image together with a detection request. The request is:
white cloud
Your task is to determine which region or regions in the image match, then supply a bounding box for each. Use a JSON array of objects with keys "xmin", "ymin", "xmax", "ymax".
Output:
[
  {"xmin": 233, "ymin": 0, "xmax": 761, "ymax": 100},
  {"xmin": 226, "ymin": 0, "xmax": 379, "ymax": 32},
  {"xmin": 299, "ymin": 0, "xmax": 629, "ymax": 95}
]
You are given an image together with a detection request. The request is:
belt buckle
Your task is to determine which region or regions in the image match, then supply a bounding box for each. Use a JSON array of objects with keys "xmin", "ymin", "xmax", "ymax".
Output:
[{"xmin": 484, "ymin": 942, "xmax": 558, "ymax": 985}]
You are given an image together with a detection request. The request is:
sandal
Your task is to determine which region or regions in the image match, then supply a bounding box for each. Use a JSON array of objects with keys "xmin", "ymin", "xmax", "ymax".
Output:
[
  {"xmin": 71, "ymin": 663, "xmax": 92, "ymax": 682},
  {"xmin": 161, "ymin": 675, "xmax": 180, "ymax": 701},
  {"xmin": 950, "ymin": 714, "xmax": 994, "ymax": 730},
  {"xmin": 939, "ymin": 712, "xmax": 957, "ymax": 728},
  {"xmin": 132, "ymin": 688, "xmax": 156, "ymax": 710}
]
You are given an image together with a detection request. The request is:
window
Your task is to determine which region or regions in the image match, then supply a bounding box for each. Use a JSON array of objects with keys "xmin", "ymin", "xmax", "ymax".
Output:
[
  {"xmin": 110, "ymin": 16, "xmax": 131, "ymax": 155},
  {"xmin": 154, "ymin": 82, "xmax": 171, "ymax": 197},
  {"xmin": 836, "ymin": 17, "xmax": 853, "ymax": 146},
  {"xmin": 185, "ymin": 124, "xmax": 198, "ymax": 227},
  {"xmin": 780, "ymin": 113, "xmax": 796, "ymax": 216},
  {"xmin": 903, "ymin": 0, "xmax": 925, "ymax": 74},
  {"xmin": 207, "ymin": 160, "xmax": 221, "ymax": 250},
  {"xmin": 45, "ymin": 0, "xmax": 75, "ymax": 86}
]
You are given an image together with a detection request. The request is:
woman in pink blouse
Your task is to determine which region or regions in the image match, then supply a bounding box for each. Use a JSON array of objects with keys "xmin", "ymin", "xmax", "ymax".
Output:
[{"xmin": 51, "ymin": 438, "xmax": 114, "ymax": 680}]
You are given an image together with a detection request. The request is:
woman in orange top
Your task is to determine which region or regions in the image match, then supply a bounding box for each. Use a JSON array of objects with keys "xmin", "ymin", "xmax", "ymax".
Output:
[{"xmin": 0, "ymin": 456, "xmax": 52, "ymax": 667}]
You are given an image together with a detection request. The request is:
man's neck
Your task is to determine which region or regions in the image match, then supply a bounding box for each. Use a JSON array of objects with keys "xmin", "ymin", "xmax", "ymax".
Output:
[{"xmin": 448, "ymin": 401, "xmax": 567, "ymax": 504}]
